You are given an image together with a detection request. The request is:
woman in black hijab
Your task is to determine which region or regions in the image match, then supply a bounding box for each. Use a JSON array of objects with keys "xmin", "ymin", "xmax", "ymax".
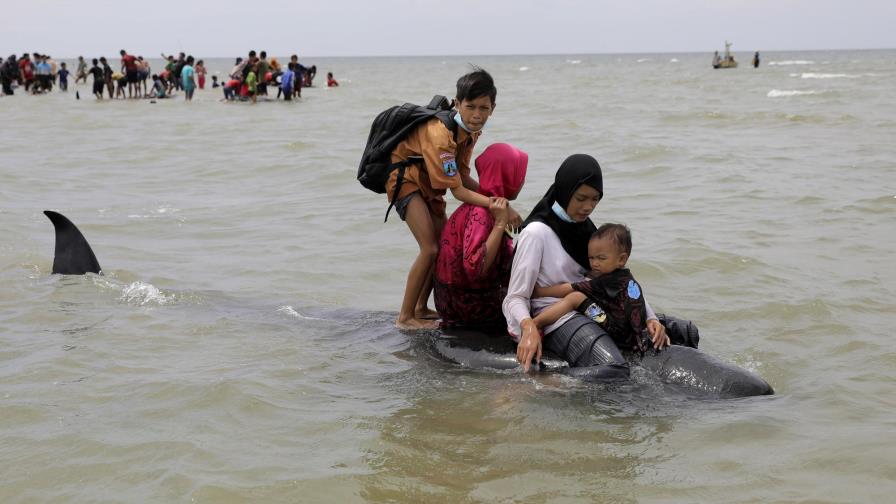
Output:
[{"xmin": 502, "ymin": 154, "xmax": 669, "ymax": 380}]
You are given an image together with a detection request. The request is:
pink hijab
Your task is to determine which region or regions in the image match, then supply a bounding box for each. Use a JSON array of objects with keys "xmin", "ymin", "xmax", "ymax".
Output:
[{"xmin": 475, "ymin": 143, "xmax": 528, "ymax": 200}]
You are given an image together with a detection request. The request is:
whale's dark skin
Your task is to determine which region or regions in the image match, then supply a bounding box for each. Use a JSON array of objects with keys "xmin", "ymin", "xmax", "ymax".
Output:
[
  {"xmin": 44, "ymin": 210, "xmax": 102, "ymax": 275},
  {"xmin": 436, "ymin": 323, "xmax": 773, "ymax": 399},
  {"xmin": 41, "ymin": 211, "xmax": 773, "ymax": 398}
]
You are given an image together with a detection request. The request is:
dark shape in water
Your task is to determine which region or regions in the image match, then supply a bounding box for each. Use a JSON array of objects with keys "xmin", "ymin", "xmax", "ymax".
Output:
[
  {"xmin": 37, "ymin": 212, "xmax": 773, "ymax": 398},
  {"xmin": 436, "ymin": 317, "xmax": 773, "ymax": 399},
  {"xmin": 44, "ymin": 210, "xmax": 101, "ymax": 274}
]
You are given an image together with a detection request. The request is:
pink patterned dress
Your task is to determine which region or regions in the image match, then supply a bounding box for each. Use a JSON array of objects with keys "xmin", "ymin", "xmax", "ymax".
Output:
[{"xmin": 434, "ymin": 143, "xmax": 528, "ymax": 328}]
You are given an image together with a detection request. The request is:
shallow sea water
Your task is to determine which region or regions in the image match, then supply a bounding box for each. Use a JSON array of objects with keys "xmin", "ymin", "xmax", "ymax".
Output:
[{"xmin": 1, "ymin": 50, "xmax": 895, "ymax": 502}]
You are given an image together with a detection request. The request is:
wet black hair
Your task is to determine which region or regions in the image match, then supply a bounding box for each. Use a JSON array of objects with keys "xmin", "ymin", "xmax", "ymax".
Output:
[
  {"xmin": 186, "ymin": 56, "xmax": 194, "ymax": 65},
  {"xmin": 456, "ymin": 67, "xmax": 496, "ymax": 104},
  {"xmin": 259, "ymin": 51, "xmax": 266, "ymax": 58},
  {"xmin": 591, "ymin": 223, "xmax": 633, "ymax": 256},
  {"xmin": 92, "ymin": 58, "xmax": 98, "ymax": 65},
  {"xmin": 248, "ymin": 50, "xmax": 256, "ymax": 58}
]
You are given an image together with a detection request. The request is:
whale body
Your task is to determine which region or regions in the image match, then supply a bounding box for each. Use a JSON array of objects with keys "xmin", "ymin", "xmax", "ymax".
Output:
[
  {"xmin": 436, "ymin": 325, "xmax": 773, "ymax": 399},
  {"xmin": 41, "ymin": 211, "xmax": 774, "ymax": 398}
]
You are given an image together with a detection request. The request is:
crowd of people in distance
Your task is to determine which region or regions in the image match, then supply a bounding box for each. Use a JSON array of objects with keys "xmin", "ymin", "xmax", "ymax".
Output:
[
  {"xmin": 1, "ymin": 53, "xmax": 69, "ymax": 95},
  {"xmin": 219, "ymin": 50, "xmax": 336, "ymax": 104},
  {"xmin": 1, "ymin": 49, "xmax": 338, "ymax": 102}
]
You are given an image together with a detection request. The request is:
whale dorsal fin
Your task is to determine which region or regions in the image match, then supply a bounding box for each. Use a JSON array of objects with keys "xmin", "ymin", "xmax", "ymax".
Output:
[{"xmin": 44, "ymin": 210, "xmax": 102, "ymax": 275}]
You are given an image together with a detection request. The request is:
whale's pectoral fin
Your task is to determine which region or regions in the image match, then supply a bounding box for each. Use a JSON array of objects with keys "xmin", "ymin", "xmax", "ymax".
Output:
[{"xmin": 43, "ymin": 210, "xmax": 102, "ymax": 275}]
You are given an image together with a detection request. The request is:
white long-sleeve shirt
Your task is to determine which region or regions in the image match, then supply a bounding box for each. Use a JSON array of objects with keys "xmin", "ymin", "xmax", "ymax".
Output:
[{"xmin": 502, "ymin": 221, "xmax": 656, "ymax": 340}]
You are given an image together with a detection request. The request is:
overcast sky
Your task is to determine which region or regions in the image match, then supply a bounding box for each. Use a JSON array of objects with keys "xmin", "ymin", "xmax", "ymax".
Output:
[{"xmin": 4, "ymin": 0, "xmax": 894, "ymax": 58}]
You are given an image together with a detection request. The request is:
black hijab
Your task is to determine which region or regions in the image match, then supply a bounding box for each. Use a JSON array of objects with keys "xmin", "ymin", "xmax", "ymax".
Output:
[{"xmin": 521, "ymin": 154, "xmax": 603, "ymax": 270}]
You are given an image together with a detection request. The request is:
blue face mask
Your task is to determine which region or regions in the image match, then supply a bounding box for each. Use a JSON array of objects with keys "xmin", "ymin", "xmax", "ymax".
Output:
[
  {"xmin": 454, "ymin": 112, "xmax": 475, "ymax": 133},
  {"xmin": 551, "ymin": 201, "xmax": 576, "ymax": 223}
]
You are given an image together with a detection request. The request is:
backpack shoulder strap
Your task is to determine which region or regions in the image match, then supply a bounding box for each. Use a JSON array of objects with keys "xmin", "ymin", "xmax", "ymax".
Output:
[{"xmin": 435, "ymin": 109, "xmax": 459, "ymax": 143}]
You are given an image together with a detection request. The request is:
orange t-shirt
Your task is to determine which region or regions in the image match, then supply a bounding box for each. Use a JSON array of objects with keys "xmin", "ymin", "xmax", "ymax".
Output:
[{"xmin": 384, "ymin": 117, "xmax": 479, "ymax": 218}]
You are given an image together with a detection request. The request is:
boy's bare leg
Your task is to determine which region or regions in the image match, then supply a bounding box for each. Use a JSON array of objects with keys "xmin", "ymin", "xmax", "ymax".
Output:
[
  {"xmin": 414, "ymin": 212, "xmax": 444, "ymax": 320},
  {"xmin": 397, "ymin": 195, "xmax": 439, "ymax": 330}
]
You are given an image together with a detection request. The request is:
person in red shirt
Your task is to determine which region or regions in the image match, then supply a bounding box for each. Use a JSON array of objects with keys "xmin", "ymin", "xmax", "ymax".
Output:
[
  {"xmin": 19, "ymin": 53, "xmax": 34, "ymax": 92},
  {"xmin": 120, "ymin": 49, "xmax": 138, "ymax": 98}
]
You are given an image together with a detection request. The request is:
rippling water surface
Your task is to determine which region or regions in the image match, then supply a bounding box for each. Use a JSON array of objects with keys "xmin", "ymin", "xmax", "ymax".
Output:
[{"xmin": 2, "ymin": 50, "xmax": 895, "ymax": 502}]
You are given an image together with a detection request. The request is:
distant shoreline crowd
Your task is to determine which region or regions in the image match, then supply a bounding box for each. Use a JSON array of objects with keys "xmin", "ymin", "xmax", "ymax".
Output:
[{"xmin": 1, "ymin": 49, "xmax": 340, "ymax": 102}]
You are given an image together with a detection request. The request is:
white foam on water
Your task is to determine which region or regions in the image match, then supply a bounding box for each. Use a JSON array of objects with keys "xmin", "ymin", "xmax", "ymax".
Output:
[
  {"xmin": 669, "ymin": 58, "xmax": 679, "ymax": 63},
  {"xmin": 636, "ymin": 58, "xmax": 650, "ymax": 63},
  {"xmin": 566, "ymin": 59, "xmax": 581, "ymax": 64},
  {"xmin": 518, "ymin": 66, "xmax": 529, "ymax": 72},
  {"xmin": 769, "ymin": 60, "xmax": 815, "ymax": 65},
  {"xmin": 735, "ymin": 355, "xmax": 764, "ymax": 375},
  {"xmin": 277, "ymin": 305, "xmax": 326, "ymax": 320},
  {"xmin": 120, "ymin": 281, "xmax": 171, "ymax": 306},
  {"xmin": 767, "ymin": 89, "xmax": 823, "ymax": 98},
  {"xmin": 800, "ymin": 73, "xmax": 860, "ymax": 79},
  {"xmin": 127, "ymin": 205, "xmax": 185, "ymax": 223}
]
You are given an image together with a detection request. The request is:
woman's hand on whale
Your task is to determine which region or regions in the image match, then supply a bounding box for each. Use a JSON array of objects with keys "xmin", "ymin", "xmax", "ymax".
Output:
[
  {"xmin": 647, "ymin": 319, "xmax": 670, "ymax": 349},
  {"xmin": 517, "ymin": 318, "xmax": 543, "ymax": 371}
]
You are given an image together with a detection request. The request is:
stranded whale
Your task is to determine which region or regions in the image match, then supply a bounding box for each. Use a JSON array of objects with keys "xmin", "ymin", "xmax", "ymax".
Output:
[
  {"xmin": 436, "ymin": 326, "xmax": 773, "ymax": 399},
  {"xmin": 43, "ymin": 211, "xmax": 773, "ymax": 398}
]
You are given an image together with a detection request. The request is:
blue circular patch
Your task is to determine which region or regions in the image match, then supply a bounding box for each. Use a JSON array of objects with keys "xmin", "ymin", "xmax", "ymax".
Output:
[{"xmin": 627, "ymin": 280, "xmax": 641, "ymax": 300}]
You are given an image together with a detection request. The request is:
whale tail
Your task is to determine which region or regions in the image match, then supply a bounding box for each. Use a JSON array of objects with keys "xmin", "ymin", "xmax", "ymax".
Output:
[{"xmin": 44, "ymin": 210, "xmax": 102, "ymax": 275}]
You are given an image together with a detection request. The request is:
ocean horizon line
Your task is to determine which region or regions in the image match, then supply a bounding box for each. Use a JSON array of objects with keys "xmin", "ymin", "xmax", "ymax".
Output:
[{"xmin": 11, "ymin": 46, "xmax": 895, "ymax": 61}]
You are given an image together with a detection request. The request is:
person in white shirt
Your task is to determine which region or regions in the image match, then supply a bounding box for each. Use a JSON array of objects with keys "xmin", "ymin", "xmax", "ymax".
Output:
[{"xmin": 503, "ymin": 154, "xmax": 670, "ymax": 379}]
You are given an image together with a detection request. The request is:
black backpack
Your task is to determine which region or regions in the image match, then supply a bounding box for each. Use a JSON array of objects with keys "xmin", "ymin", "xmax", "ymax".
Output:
[{"xmin": 357, "ymin": 95, "xmax": 457, "ymax": 221}]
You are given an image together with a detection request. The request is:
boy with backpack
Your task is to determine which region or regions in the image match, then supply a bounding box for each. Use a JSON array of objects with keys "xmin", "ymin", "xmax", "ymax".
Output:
[{"xmin": 360, "ymin": 68, "xmax": 521, "ymax": 330}]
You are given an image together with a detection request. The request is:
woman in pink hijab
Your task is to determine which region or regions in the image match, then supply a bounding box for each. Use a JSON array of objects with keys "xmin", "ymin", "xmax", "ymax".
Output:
[{"xmin": 434, "ymin": 143, "xmax": 528, "ymax": 328}]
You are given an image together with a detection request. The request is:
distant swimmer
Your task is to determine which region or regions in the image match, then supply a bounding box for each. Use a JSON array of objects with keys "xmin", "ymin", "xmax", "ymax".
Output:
[
  {"xmin": 75, "ymin": 55, "xmax": 88, "ymax": 84},
  {"xmin": 712, "ymin": 51, "xmax": 721, "ymax": 69},
  {"xmin": 58, "ymin": 62, "xmax": 69, "ymax": 91},
  {"xmin": 326, "ymin": 71, "xmax": 339, "ymax": 87},
  {"xmin": 195, "ymin": 59, "xmax": 206, "ymax": 89},
  {"xmin": 279, "ymin": 62, "xmax": 296, "ymax": 100},
  {"xmin": 181, "ymin": 56, "xmax": 196, "ymax": 101},
  {"xmin": 147, "ymin": 74, "xmax": 168, "ymax": 99},
  {"xmin": 89, "ymin": 58, "xmax": 104, "ymax": 99},
  {"xmin": 752, "ymin": 51, "xmax": 760, "ymax": 68}
]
